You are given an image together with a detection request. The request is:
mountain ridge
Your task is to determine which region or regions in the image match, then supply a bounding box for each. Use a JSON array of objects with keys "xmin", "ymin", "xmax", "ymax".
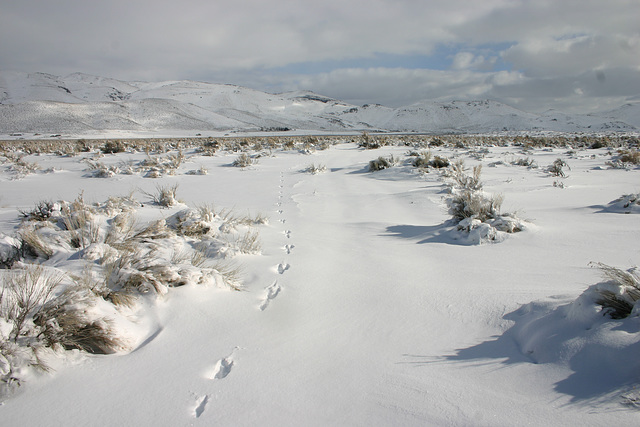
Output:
[{"xmin": 1, "ymin": 71, "xmax": 638, "ymax": 135}]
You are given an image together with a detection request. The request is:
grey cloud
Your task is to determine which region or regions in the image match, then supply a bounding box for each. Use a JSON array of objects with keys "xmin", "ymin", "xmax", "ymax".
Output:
[
  {"xmin": 502, "ymin": 34, "xmax": 640, "ymax": 78},
  {"xmin": 0, "ymin": 0, "xmax": 637, "ymax": 113}
]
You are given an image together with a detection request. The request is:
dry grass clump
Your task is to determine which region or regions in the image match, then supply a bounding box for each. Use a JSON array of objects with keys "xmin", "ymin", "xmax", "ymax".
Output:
[
  {"xmin": 59, "ymin": 194, "xmax": 100, "ymax": 249},
  {"xmin": 17, "ymin": 224, "xmax": 54, "ymax": 259},
  {"xmin": 358, "ymin": 132, "xmax": 389, "ymax": 149},
  {"xmin": 232, "ymin": 231, "xmax": 262, "ymax": 255},
  {"xmin": 448, "ymin": 191, "xmax": 504, "ymax": 223},
  {"xmin": 547, "ymin": 158, "xmax": 570, "ymax": 177},
  {"xmin": 429, "ymin": 155, "xmax": 450, "ymax": 169},
  {"xmin": 1, "ymin": 265, "xmax": 64, "ymax": 342},
  {"xmin": 82, "ymin": 151, "xmax": 187, "ymax": 178},
  {"xmin": 85, "ymin": 160, "xmax": 119, "ymax": 178},
  {"xmin": 589, "ymin": 262, "xmax": 640, "ymax": 319},
  {"xmin": 186, "ymin": 165, "xmax": 208, "ymax": 175},
  {"xmin": 4, "ymin": 153, "xmax": 40, "ymax": 179},
  {"xmin": 34, "ymin": 287, "xmax": 125, "ymax": 354},
  {"xmin": 305, "ymin": 163, "xmax": 327, "ymax": 174},
  {"xmin": 447, "ymin": 161, "xmax": 483, "ymax": 191},
  {"xmin": 411, "ymin": 151, "xmax": 432, "ymax": 168},
  {"xmin": 510, "ymin": 157, "xmax": 537, "ymax": 168},
  {"xmin": 0, "ymin": 264, "xmax": 130, "ymax": 386},
  {"xmin": 444, "ymin": 162, "xmax": 525, "ymax": 242},
  {"xmin": 232, "ymin": 153, "xmax": 258, "ymax": 168},
  {"xmin": 101, "ymin": 140, "xmax": 126, "ymax": 154},
  {"xmin": 19, "ymin": 201, "xmax": 56, "ymax": 222},
  {"xmin": 615, "ymin": 149, "xmax": 640, "ymax": 165},
  {"xmin": 0, "ymin": 265, "xmax": 69, "ymax": 385},
  {"xmin": 141, "ymin": 184, "xmax": 180, "ymax": 207}
]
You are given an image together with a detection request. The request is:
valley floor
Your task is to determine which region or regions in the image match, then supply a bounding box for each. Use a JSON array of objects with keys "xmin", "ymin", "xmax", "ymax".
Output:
[{"xmin": 0, "ymin": 141, "xmax": 639, "ymax": 426}]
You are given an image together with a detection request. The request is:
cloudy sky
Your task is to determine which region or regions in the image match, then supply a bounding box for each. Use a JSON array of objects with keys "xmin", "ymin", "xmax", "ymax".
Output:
[{"xmin": 1, "ymin": 0, "xmax": 639, "ymax": 113}]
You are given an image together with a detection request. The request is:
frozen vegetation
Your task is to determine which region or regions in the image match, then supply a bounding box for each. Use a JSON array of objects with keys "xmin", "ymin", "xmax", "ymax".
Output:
[{"xmin": 0, "ymin": 133, "xmax": 639, "ymax": 425}]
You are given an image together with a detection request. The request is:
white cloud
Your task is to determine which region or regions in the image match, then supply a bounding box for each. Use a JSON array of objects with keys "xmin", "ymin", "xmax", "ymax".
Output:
[{"xmin": 451, "ymin": 52, "xmax": 497, "ymax": 71}]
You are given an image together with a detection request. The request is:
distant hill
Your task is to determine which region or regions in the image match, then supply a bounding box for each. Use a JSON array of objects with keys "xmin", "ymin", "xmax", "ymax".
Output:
[{"xmin": 1, "ymin": 71, "xmax": 638, "ymax": 135}]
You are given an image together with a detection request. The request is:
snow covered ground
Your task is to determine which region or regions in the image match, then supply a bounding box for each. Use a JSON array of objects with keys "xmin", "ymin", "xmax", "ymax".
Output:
[{"xmin": 0, "ymin": 136, "xmax": 639, "ymax": 425}]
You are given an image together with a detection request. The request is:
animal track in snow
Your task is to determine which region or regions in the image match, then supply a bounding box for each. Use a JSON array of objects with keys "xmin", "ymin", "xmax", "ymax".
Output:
[
  {"xmin": 277, "ymin": 209, "xmax": 283, "ymax": 214},
  {"xmin": 277, "ymin": 262, "xmax": 290, "ymax": 274},
  {"xmin": 209, "ymin": 353, "xmax": 235, "ymax": 380},
  {"xmin": 193, "ymin": 395, "xmax": 209, "ymax": 418},
  {"xmin": 284, "ymin": 244, "xmax": 295, "ymax": 254},
  {"xmin": 259, "ymin": 281, "xmax": 281, "ymax": 311},
  {"xmin": 278, "ymin": 218, "xmax": 286, "ymax": 224},
  {"xmin": 284, "ymin": 230, "xmax": 292, "ymax": 239}
]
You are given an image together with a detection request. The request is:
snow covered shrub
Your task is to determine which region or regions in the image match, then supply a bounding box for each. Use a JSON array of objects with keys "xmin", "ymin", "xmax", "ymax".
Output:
[
  {"xmin": 34, "ymin": 287, "xmax": 125, "ymax": 354},
  {"xmin": 186, "ymin": 165, "xmax": 208, "ymax": 175},
  {"xmin": 0, "ymin": 236, "xmax": 21, "ymax": 269},
  {"xmin": 17, "ymin": 224, "xmax": 54, "ymax": 260},
  {"xmin": 232, "ymin": 153, "xmax": 257, "ymax": 168},
  {"xmin": 615, "ymin": 149, "xmax": 640, "ymax": 166},
  {"xmin": 85, "ymin": 160, "xmax": 119, "ymax": 178},
  {"xmin": 368, "ymin": 155, "xmax": 397, "ymax": 171},
  {"xmin": 0, "ymin": 266, "xmax": 65, "ymax": 385},
  {"xmin": 0, "ymin": 265, "xmax": 129, "ymax": 388},
  {"xmin": 448, "ymin": 190, "xmax": 503, "ymax": 223},
  {"xmin": 429, "ymin": 155, "xmax": 450, "ymax": 169},
  {"xmin": 230, "ymin": 231, "xmax": 262, "ymax": 255},
  {"xmin": 547, "ymin": 158, "xmax": 569, "ymax": 177},
  {"xmin": 101, "ymin": 140, "xmax": 125, "ymax": 154},
  {"xmin": 1, "ymin": 265, "xmax": 64, "ymax": 343},
  {"xmin": 5, "ymin": 154, "xmax": 40, "ymax": 178},
  {"xmin": 447, "ymin": 187, "xmax": 525, "ymax": 244},
  {"xmin": 305, "ymin": 163, "xmax": 327, "ymax": 174},
  {"xmin": 589, "ymin": 262, "xmax": 640, "ymax": 319},
  {"xmin": 19, "ymin": 200, "xmax": 56, "ymax": 222},
  {"xmin": 143, "ymin": 183, "xmax": 180, "ymax": 207},
  {"xmin": 448, "ymin": 161, "xmax": 483, "ymax": 191},
  {"xmin": 606, "ymin": 193, "xmax": 640, "ymax": 213},
  {"xmin": 59, "ymin": 194, "xmax": 100, "ymax": 249},
  {"xmin": 167, "ymin": 208, "xmax": 215, "ymax": 237},
  {"xmin": 139, "ymin": 152, "xmax": 183, "ymax": 177},
  {"xmin": 358, "ymin": 132, "xmax": 385, "ymax": 149},
  {"xmin": 429, "ymin": 137, "xmax": 445, "ymax": 147},
  {"xmin": 411, "ymin": 151, "xmax": 432, "ymax": 168},
  {"xmin": 511, "ymin": 157, "xmax": 537, "ymax": 168}
]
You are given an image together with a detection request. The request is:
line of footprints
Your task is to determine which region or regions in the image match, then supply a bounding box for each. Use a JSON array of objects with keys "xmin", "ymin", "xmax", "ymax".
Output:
[
  {"xmin": 192, "ymin": 170, "xmax": 294, "ymax": 419},
  {"xmin": 259, "ymin": 170, "xmax": 293, "ymax": 311}
]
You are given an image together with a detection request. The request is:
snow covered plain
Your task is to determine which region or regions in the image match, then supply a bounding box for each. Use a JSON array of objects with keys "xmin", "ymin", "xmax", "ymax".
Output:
[{"xmin": 0, "ymin": 135, "xmax": 639, "ymax": 426}]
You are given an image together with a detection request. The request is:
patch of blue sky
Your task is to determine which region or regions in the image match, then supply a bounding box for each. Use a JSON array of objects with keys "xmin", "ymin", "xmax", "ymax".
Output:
[{"xmin": 272, "ymin": 42, "xmax": 515, "ymax": 74}]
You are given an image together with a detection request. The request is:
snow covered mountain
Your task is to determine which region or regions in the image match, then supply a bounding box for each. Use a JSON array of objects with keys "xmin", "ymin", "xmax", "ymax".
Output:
[{"xmin": 0, "ymin": 71, "xmax": 637, "ymax": 135}]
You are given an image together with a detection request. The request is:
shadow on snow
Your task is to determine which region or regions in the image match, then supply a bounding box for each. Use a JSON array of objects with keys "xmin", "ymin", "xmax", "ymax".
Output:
[{"xmin": 402, "ymin": 305, "xmax": 640, "ymax": 405}]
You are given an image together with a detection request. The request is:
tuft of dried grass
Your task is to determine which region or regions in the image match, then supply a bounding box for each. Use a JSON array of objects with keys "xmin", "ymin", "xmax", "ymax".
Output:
[
  {"xmin": 35, "ymin": 288, "xmax": 126, "ymax": 354},
  {"xmin": 368, "ymin": 155, "xmax": 397, "ymax": 171},
  {"xmin": 617, "ymin": 149, "xmax": 640, "ymax": 165},
  {"xmin": 448, "ymin": 190, "xmax": 503, "ymax": 223},
  {"xmin": 305, "ymin": 163, "xmax": 327, "ymax": 174},
  {"xmin": 589, "ymin": 262, "xmax": 640, "ymax": 319},
  {"xmin": 141, "ymin": 184, "xmax": 180, "ymax": 207},
  {"xmin": 232, "ymin": 153, "xmax": 257, "ymax": 168},
  {"xmin": 547, "ymin": 158, "xmax": 570, "ymax": 177},
  {"xmin": 18, "ymin": 224, "xmax": 54, "ymax": 259},
  {"xmin": 1, "ymin": 265, "xmax": 64, "ymax": 342}
]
